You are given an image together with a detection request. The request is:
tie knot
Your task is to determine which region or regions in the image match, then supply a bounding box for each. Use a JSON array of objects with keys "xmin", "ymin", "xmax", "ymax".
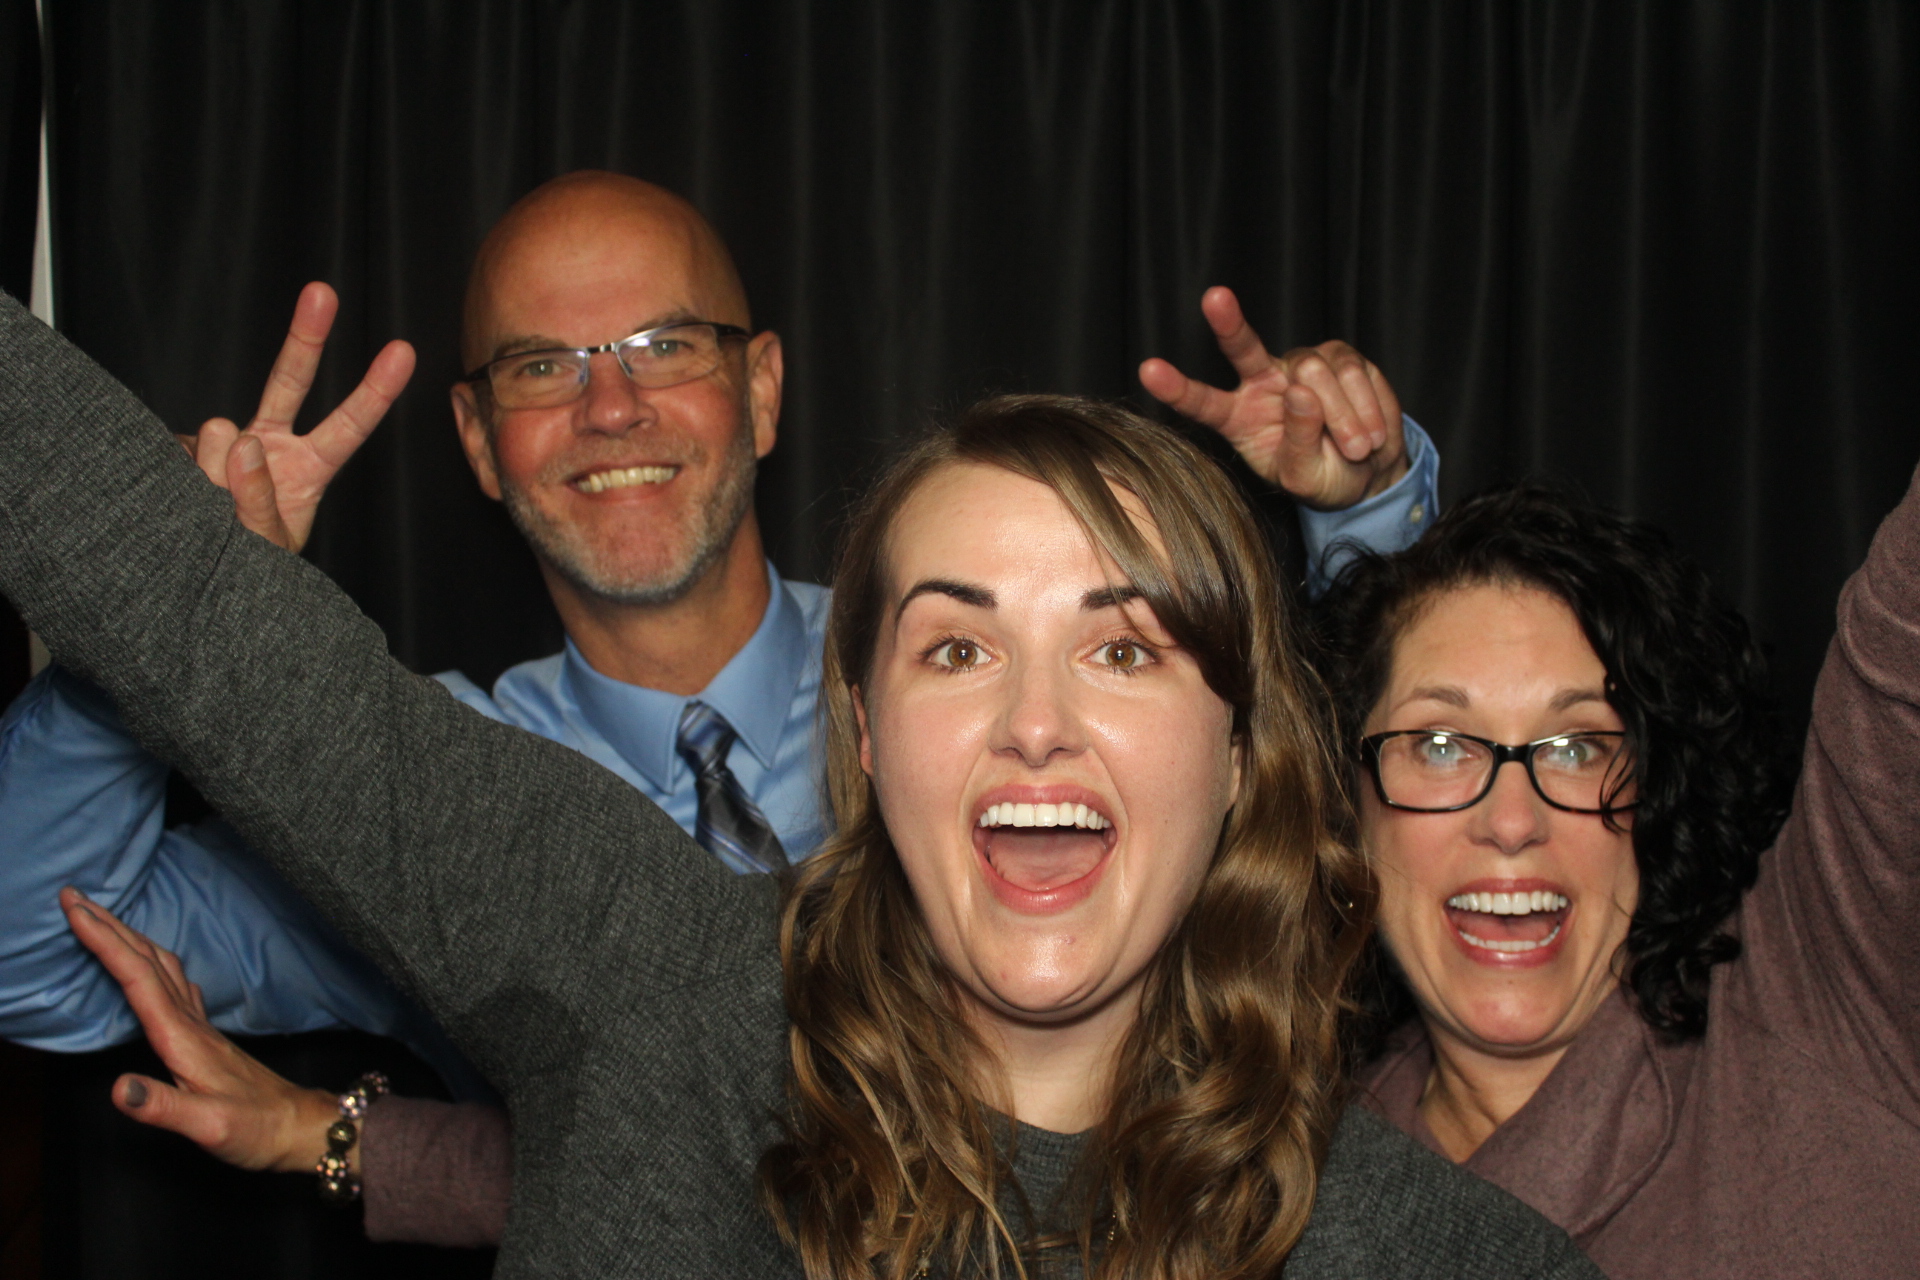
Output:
[{"xmin": 676, "ymin": 700, "xmax": 739, "ymax": 776}]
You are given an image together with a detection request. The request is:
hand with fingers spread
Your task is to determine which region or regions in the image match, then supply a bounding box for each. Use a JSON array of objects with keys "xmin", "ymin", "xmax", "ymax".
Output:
[
  {"xmin": 179, "ymin": 281, "xmax": 415, "ymax": 553},
  {"xmin": 1139, "ymin": 285, "xmax": 1409, "ymax": 511},
  {"xmin": 60, "ymin": 886, "xmax": 347, "ymax": 1176}
]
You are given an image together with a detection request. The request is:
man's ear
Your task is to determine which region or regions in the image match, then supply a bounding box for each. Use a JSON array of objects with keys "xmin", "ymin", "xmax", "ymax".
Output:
[
  {"xmin": 745, "ymin": 331, "xmax": 783, "ymax": 460},
  {"xmin": 852, "ymin": 685, "xmax": 875, "ymax": 778},
  {"xmin": 451, "ymin": 383, "xmax": 504, "ymax": 501}
]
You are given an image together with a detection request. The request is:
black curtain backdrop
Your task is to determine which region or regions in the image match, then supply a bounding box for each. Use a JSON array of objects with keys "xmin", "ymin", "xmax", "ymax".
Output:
[
  {"xmin": 34, "ymin": 1, "xmax": 1918, "ymax": 717},
  {"xmin": 4, "ymin": 2, "xmax": 1917, "ymax": 1276}
]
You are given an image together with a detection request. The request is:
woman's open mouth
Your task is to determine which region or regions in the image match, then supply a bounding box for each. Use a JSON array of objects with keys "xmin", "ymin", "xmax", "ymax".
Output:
[
  {"xmin": 974, "ymin": 799, "xmax": 1116, "ymax": 912},
  {"xmin": 1443, "ymin": 886, "xmax": 1571, "ymax": 964}
]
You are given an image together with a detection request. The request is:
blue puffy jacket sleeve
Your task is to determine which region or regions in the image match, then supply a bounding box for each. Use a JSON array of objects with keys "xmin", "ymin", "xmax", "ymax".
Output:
[{"xmin": 0, "ymin": 664, "xmax": 489, "ymax": 1098}]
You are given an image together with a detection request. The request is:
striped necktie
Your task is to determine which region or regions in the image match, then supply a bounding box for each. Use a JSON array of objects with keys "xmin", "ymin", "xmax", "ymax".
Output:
[{"xmin": 675, "ymin": 700, "xmax": 789, "ymax": 874}]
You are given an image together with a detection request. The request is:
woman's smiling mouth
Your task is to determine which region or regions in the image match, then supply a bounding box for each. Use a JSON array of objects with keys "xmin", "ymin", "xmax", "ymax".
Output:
[
  {"xmin": 1442, "ymin": 881, "xmax": 1572, "ymax": 965},
  {"xmin": 973, "ymin": 794, "xmax": 1117, "ymax": 912}
]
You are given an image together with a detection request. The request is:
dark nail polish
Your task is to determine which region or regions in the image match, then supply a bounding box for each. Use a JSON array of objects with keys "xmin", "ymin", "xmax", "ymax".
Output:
[{"xmin": 124, "ymin": 1079, "xmax": 148, "ymax": 1108}]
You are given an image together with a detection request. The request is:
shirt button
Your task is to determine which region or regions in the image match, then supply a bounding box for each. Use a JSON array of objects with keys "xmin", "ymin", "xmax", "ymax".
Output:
[{"xmin": 1408, "ymin": 503, "xmax": 1426, "ymax": 524}]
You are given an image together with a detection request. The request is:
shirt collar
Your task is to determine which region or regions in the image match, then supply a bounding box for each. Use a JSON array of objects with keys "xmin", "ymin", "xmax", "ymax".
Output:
[{"xmin": 559, "ymin": 561, "xmax": 811, "ymax": 789}]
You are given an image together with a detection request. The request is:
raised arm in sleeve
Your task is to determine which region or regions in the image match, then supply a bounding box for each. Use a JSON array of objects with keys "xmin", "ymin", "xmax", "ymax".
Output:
[
  {"xmin": 1729, "ymin": 455, "xmax": 1920, "ymax": 1124},
  {"xmin": 0, "ymin": 295, "xmax": 770, "ymax": 1100},
  {"xmin": 1297, "ymin": 415, "xmax": 1440, "ymax": 598}
]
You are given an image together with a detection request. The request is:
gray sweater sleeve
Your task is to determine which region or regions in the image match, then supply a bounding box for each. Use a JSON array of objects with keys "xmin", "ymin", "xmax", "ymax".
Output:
[{"xmin": 0, "ymin": 294, "xmax": 777, "ymax": 1098}]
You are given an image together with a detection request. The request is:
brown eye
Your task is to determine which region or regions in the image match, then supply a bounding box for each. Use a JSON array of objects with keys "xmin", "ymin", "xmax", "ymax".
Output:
[
  {"xmin": 933, "ymin": 639, "xmax": 981, "ymax": 669},
  {"xmin": 1103, "ymin": 641, "xmax": 1141, "ymax": 669}
]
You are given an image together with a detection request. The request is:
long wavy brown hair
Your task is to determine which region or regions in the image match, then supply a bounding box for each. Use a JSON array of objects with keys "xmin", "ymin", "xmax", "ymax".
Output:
[{"xmin": 758, "ymin": 395, "xmax": 1371, "ymax": 1279}]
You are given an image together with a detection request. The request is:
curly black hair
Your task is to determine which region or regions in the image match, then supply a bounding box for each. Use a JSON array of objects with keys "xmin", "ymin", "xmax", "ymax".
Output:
[{"xmin": 1311, "ymin": 485, "xmax": 1798, "ymax": 1053}]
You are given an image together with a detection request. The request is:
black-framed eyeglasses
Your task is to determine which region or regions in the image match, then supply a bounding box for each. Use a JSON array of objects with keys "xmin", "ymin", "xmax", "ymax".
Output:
[
  {"xmin": 1358, "ymin": 730, "xmax": 1638, "ymax": 815},
  {"xmin": 462, "ymin": 320, "xmax": 752, "ymax": 409}
]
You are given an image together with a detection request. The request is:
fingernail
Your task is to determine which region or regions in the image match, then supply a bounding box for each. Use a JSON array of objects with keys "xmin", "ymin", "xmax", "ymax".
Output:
[{"xmin": 124, "ymin": 1079, "xmax": 148, "ymax": 1108}]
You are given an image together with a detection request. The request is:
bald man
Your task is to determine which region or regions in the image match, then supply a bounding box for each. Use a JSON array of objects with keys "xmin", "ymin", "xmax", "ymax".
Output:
[
  {"xmin": 0, "ymin": 175, "xmax": 825, "ymax": 1103},
  {"xmin": 0, "ymin": 172, "xmax": 1437, "ymax": 1238}
]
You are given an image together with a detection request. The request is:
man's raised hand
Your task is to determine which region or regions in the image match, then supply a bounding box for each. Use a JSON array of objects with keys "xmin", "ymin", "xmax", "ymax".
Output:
[
  {"xmin": 181, "ymin": 281, "xmax": 415, "ymax": 553},
  {"xmin": 1138, "ymin": 285, "xmax": 1409, "ymax": 511},
  {"xmin": 60, "ymin": 887, "xmax": 346, "ymax": 1176}
]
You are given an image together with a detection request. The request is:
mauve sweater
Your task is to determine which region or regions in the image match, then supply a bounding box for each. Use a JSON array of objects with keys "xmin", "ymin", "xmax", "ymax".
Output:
[
  {"xmin": 1356, "ymin": 459, "xmax": 1920, "ymax": 1278},
  {"xmin": 0, "ymin": 296, "xmax": 1600, "ymax": 1277}
]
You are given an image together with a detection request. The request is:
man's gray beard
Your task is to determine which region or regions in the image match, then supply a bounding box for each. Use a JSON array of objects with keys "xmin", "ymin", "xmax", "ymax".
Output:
[{"xmin": 499, "ymin": 428, "xmax": 759, "ymax": 608}]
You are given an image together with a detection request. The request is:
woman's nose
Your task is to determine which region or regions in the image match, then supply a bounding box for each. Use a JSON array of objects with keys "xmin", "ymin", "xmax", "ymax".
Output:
[
  {"xmin": 1472, "ymin": 758, "xmax": 1551, "ymax": 854},
  {"xmin": 991, "ymin": 661, "xmax": 1086, "ymax": 768}
]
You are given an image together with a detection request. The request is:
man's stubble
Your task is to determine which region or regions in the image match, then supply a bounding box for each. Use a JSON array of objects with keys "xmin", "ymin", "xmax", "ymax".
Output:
[{"xmin": 496, "ymin": 405, "xmax": 760, "ymax": 609}]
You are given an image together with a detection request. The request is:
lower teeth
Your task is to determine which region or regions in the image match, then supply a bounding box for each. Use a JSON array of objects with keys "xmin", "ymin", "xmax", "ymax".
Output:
[{"xmin": 1459, "ymin": 924, "xmax": 1562, "ymax": 953}]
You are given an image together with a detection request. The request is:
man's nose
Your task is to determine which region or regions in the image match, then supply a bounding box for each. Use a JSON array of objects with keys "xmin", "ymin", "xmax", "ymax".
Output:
[
  {"xmin": 578, "ymin": 351, "xmax": 651, "ymax": 433},
  {"xmin": 990, "ymin": 660, "xmax": 1087, "ymax": 768},
  {"xmin": 1471, "ymin": 758, "xmax": 1551, "ymax": 855}
]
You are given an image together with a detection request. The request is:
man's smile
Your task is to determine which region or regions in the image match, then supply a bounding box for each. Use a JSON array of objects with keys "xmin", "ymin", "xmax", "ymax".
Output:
[{"xmin": 571, "ymin": 463, "xmax": 680, "ymax": 494}]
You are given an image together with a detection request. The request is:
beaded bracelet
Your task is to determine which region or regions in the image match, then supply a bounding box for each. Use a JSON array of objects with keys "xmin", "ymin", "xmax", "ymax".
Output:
[{"xmin": 316, "ymin": 1070, "xmax": 391, "ymax": 1204}]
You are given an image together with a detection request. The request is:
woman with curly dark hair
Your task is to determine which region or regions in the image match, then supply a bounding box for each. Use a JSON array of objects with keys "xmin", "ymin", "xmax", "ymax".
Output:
[{"xmin": 1310, "ymin": 481, "xmax": 1920, "ymax": 1279}]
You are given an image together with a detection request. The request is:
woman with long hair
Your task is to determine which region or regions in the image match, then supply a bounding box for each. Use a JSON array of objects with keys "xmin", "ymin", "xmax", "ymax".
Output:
[{"xmin": 0, "ymin": 297, "xmax": 1591, "ymax": 1278}]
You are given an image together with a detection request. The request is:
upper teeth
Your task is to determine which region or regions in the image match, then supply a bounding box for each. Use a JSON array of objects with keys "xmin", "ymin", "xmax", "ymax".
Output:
[
  {"xmin": 577, "ymin": 465, "xmax": 675, "ymax": 493},
  {"xmin": 1447, "ymin": 891, "xmax": 1569, "ymax": 915},
  {"xmin": 978, "ymin": 802, "xmax": 1110, "ymax": 830}
]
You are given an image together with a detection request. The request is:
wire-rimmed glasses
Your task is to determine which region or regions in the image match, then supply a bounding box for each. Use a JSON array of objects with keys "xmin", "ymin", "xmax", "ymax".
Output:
[
  {"xmin": 1358, "ymin": 730, "xmax": 1637, "ymax": 814},
  {"xmin": 463, "ymin": 320, "xmax": 751, "ymax": 409}
]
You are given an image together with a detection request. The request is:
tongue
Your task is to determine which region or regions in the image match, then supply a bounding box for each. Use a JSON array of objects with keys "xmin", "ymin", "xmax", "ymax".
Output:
[
  {"xmin": 986, "ymin": 830, "xmax": 1106, "ymax": 891},
  {"xmin": 1448, "ymin": 908, "xmax": 1565, "ymax": 944}
]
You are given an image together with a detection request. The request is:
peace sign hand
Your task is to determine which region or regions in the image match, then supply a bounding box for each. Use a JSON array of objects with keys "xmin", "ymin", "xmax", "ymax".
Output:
[
  {"xmin": 1138, "ymin": 286, "xmax": 1409, "ymax": 511},
  {"xmin": 179, "ymin": 282, "xmax": 415, "ymax": 553}
]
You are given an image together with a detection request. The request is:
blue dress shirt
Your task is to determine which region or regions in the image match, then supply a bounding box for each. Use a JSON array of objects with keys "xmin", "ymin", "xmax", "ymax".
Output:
[
  {"xmin": 1296, "ymin": 416, "xmax": 1440, "ymax": 595},
  {"xmin": 0, "ymin": 562, "xmax": 829, "ymax": 1091},
  {"xmin": 0, "ymin": 431, "xmax": 1433, "ymax": 1083}
]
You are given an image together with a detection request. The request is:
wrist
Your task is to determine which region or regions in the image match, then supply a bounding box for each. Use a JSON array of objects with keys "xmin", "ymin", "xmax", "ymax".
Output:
[
  {"xmin": 315, "ymin": 1072, "xmax": 390, "ymax": 1204},
  {"xmin": 1360, "ymin": 451, "xmax": 1412, "ymax": 501},
  {"xmin": 277, "ymin": 1086, "xmax": 350, "ymax": 1175}
]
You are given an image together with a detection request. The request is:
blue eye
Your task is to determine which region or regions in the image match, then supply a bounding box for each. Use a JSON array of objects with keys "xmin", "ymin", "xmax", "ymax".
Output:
[
  {"xmin": 1534, "ymin": 735, "xmax": 1617, "ymax": 773},
  {"xmin": 1411, "ymin": 735, "xmax": 1469, "ymax": 767}
]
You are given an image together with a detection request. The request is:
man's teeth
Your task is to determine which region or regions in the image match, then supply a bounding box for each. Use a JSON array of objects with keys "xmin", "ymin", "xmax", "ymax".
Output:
[
  {"xmin": 1446, "ymin": 890, "xmax": 1570, "ymax": 915},
  {"xmin": 577, "ymin": 465, "xmax": 675, "ymax": 493},
  {"xmin": 1458, "ymin": 924, "xmax": 1564, "ymax": 953},
  {"xmin": 977, "ymin": 802, "xmax": 1111, "ymax": 831}
]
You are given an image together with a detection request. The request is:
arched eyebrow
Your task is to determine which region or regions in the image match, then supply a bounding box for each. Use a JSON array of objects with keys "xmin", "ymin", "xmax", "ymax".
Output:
[
  {"xmin": 1403, "ymin": 685, "xmax": 1609, "ymax": 712},
  {"xmin": 893, "ymin": 580, "xmax": 1143, "ymax": 621},
  {"xmin": 896, "ymin": 578, "xmax": 995, "ymax": 621},
  {"xmin": 1082, "ymin": 585, "xmax": 1143, "ymax": 612}
]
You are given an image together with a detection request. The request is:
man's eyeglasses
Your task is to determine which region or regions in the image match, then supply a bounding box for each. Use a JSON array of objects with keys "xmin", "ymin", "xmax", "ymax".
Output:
[
  {"xmin": 463, "ymin": 320, "xmax": 751, "ymax": 410},
  {"xmin": 1357, "ymin": 730, "xmax": 1638, "ymax": 815}
]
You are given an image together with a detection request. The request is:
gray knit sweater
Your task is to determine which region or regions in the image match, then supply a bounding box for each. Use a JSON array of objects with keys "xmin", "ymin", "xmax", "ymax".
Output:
[{"xmin": 0, "ymin": 294, "xmax": 1600, "ymax": 1279}]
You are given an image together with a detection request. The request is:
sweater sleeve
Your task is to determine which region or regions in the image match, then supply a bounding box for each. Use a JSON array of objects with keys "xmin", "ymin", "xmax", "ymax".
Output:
[
  {"xmin": 1726, "ymin": 455, "xmax": 1920, "ymax": 1125},
  {"xmin": 0, "ymin": 296, "xmax": 775, "ymax": 1098},
  {"xmin": 360, "ymin": 1097, "xmax": 512, "ymax": 1247}
]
